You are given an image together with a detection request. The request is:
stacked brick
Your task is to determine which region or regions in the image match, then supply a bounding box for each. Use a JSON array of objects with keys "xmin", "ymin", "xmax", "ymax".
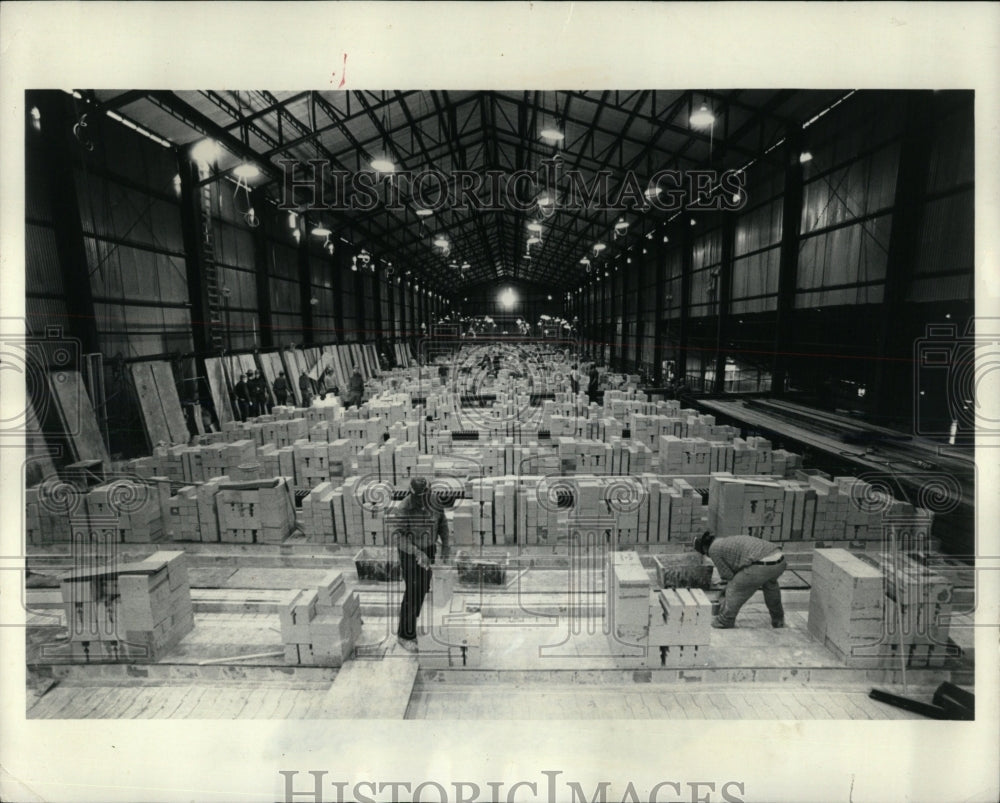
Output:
[
  {"xmin": 280, "ymin": 570, "xmax": 363, "ymax": 667},
  {"xmin": 708, "ymin": 473, "xmax": 933, "ymax": 543},
  {"xmin": 808, "ymin": 548, "xmax": 953, "ymax": 669},
  {"xmin": 60, "ymin": 550, "xmax": 193, "ymax": 662},
  {"xmin": 605, "ymin": 551, "xmax": 712, "ymax": 668},
  {"xmin": 214, "ymin": 478, "xmax": 296, "ymax": 544}
]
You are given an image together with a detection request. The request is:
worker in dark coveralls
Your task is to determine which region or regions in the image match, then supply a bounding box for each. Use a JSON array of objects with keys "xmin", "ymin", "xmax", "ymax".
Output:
[
  {"xmin": 693, "ymin": 531, "xmax": 786, "ymax": 629},
  {"xmin": 394, "ymin": 477, "xmax": 450, "ymax": 652},
  {"xmin": 346, "ymin": 365, "xmax": 365, "ymax": 408}
]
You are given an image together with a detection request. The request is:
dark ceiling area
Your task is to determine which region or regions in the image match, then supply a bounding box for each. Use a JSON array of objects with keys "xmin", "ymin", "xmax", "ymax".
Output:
[{"xmin": 86, "ymin": 89, "xmax": 850, "ymax": 293}]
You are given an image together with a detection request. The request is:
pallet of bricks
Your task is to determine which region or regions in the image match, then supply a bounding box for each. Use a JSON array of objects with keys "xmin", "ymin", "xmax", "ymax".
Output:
[
  {"xmin": 59, "ymin": 551, "xmax": 193, "ymax": 662},
  {"xmin": 279, "ymin": 570, "xmax": 364, "ymax": 666},
  {"xmin": 606, "ymin": 551, "xmax": 711, "ymax": 668},
  {"xmin": 808, "ymin": 548, "xmax": 954, "ymax": 669},
  {"xmin": 707, "ymin": 473, "xmax": 931, "ymax": 543},
  {"xmin": 215, "ymin": 477, "xmax": 297, "ymax": 544}
]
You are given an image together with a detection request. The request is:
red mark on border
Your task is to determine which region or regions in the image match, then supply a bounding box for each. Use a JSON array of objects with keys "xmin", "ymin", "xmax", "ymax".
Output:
[{"xmin": 329, "ymin": 54, "xmax": 348, "ymax": 86}]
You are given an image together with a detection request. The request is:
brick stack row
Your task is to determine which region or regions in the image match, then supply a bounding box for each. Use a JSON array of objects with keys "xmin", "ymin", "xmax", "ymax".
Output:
[{"xmin": 280, "ymin": 571, "xmax": 364, "ymax": 667}]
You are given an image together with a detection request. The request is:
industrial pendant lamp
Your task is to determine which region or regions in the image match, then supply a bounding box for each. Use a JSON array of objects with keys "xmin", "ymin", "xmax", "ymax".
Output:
[
  {"xmin": 370, "ymin": 91, "xmax": 396, "ymax": 173},
  {"xmin": 539, "ymin": 91, "xmax": 565, "ymax": 142}
]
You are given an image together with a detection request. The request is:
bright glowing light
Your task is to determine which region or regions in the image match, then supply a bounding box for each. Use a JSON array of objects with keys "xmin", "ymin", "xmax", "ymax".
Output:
[
  {"xmin": 311, "ymin": 225, "xmax": 332, "ymax": 237},
  {"xmin": 233, "ymin": 162, "xmax": 260, "ymax": 180},
  {"xmin": 614, "ymin": 218, "xmax": 629, "ymax": 235},
  {"xmin": 536, "ymin": 194, "xmax": 552, "ymax": 207},
  {"xmin": 288, "ymin": 211, "xmax": 298, "ymax": 229},
  {"xmin": 527, "ymin": 221, "xmax": 543, "ymax": 233},
  {"xmin": 799, "ymin": 151, "xmax": 814, "ymax": 164},
  {"xmin": 527, "ymin": 235, "xmax": 541, "ymax": 246},
  {"xmin": 415, "ymin": 207, "xmax": 433, "ymax": 217},
  {"xmin": 370, "ymin": 156, "xmax": 396, "ymax": 173},
  {"xmin": 644, "ymin": 186, "xmax": 661, "ymax": 201},
  {"xmin": 539, "ymin": 126, "xmax": 565, "ymax": 142},
  {"xmin": 499, "ymin": 287, "xmax": 517, "ymax": 310},
  {"xmin": 689, "ymin": 104, "xmax": 715, "ymax": 128},
  {"xmin": 433, "ymin": 235, "xmax": 449, "ymax": 249},
  {"xmin": 191, "ymin": 139, "xmax": 221, "ymax": 165},
  {"xmin": 593, "ymin": 242, "xmax": 607, "ymax": 253}
]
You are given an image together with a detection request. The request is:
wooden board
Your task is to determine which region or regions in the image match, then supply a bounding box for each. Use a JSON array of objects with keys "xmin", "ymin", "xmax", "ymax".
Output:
[
  {"xmin": 280, "ymin": 349, "xmax": 304, "ymax": 406},
  {"xmin": 47, "ymin": 370, "xmax": 110, "ymax": 464},
  {"xmin": 129, "ymin": 363, "xmax": 171, "ymax": 449},
  {"xmin": 203, "ymin": 357, "xmax": 235, "ymax": 425},
  {"xmin": 150, "ymin": 361, "xmax": 189, "ymax": 444},
  {"xmin": 319, "ymin": 651, "xmax": 418, "ymax": 718},
  {"xmin": 25, "ymin": 398, "xmax": 59, "ymax": 486}
]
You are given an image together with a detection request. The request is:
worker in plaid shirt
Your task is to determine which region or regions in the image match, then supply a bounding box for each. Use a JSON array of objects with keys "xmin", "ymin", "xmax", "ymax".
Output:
[{"xmin": 694, "ymin": 531, "xmax": 786, "ymax": 629}]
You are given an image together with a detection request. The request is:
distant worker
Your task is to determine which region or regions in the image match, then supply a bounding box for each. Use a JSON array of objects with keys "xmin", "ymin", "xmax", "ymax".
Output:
[
  {"xmin": 298, "ymin": 370, "xmax": 313, "ymax": 407},
  {"xmin": 250, "ymin": 369, "xmax": 270, "ymax": 415},
  {"xmin": 273, "ymin": 371, "xmax": 289, "ymax": 406},
  {"xmin": 233, "ymin": 373, "xmax": 250, "ymax": 421},
  {"xmin": 693, "ymin": 532, "xmax": 786, "ymax": 629},
  {"xmin": 346, "ymin": 365, "xmax": 365, "ymax": 408},
  {"xmin": 587, "ymin": 364, "xmax": 600, "ymax": 404},
  {"xmin": 394, "ymin": 477, "xmax": 450, "ymax": 652},
  {"xmin": 569, "ymin": 364, "xmax": 580, "ymax": 395}
]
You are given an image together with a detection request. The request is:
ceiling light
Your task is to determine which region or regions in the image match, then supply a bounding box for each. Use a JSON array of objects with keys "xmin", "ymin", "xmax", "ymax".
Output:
[
  {"xmin": 644, "ymin": 186, "xmax": 661, "ymax": 201},
  {"xmin": 663, "ymin": 235, "xmax": 669, "ymax": 243},
  {"xmin": 537, "ymin": 194, "xmax": 553, "ymax": 207},
  {"xmin": 689, "ymin": 103, "xmax": 716, "ymax": 128},
  {"xmin": 288, "ymin": 211, "xmax": 298, "ymax": 229},
  {"xmin": 461, "ymin": 261, "xmax": 470, "ymax": 270},
  {"xmin": 799, "ymin": 151, "xmax": 814, "ymax": 164},
  {"xmin": 311, "ymin": 225, "xmax": 332, "ymax": 237},
  {"xmin": 540, "ymin": 126, "xmax": 564, "ymax": 143},
  {"xmin": 370, "ymin": 156, "xmax": 396, "ymax": 173},
  {"xmin": 690, "ymin": 219, "xmax": 697, "ymax": 226},
  {"xmin": 593, "ymin": 242, "xmax": 607, "ymax": 253},
  {"xmin": 547, "ymin": 294, "xmax": 553, "ymax": 301},
  {"xmin": 292, "ymin": 229, "xmax": 301, "ymax": 243},
  {"xmin": 415, "ymin": 207, "xmax": 433, "ymax": 217},
  {"xmin": 191, "ymin": 138, "xmax": 222, "ymax": 166},
  {"xmin": 499, "ymin": 288, "xmax": 517, "ymax": 309},
  {"xmin": 527, "ymin": 221, "xmax": 543, "ymax": 233},
  {"xmin": 433, "ymin": 235, "xmax": 449, "ymax": 249},
  {"xmin": 642, "ymin": 248, "xmax": 648, "ymax": 255},
  {"xmin": 527, "ymin": 235, "xmax": 542, "ymax": 246},
  {"xmin": 626, "ymin": 257, "xmax": 632, "ymax": 265},
  {"xmin": 579, "ymin": 256, "xmax": 590, "ymax": 266},
  {"xmin": 233, "ymin": 162, "xmax": 260, "ymax": 180},
  {"xmin": 614, "ymin": 218, "xmax": 629, "ymax": 236}
]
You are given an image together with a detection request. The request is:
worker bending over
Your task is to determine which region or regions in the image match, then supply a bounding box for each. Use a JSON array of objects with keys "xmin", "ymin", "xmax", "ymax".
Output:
[{"xmin": 693, "ymin": 531, "xmax": 786, "ymax": 629}]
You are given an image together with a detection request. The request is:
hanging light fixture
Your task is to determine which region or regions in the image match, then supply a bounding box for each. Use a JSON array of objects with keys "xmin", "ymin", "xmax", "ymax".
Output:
[
  {"xmin": 415, "ymin": 206, "xmax": 433, "ymax": 217},
  {"xmin": 539, "ymin": 91, "xmax": 565, "ymax": 142},
  {"xmin": 527, "ymin": 235, "xmax": 542, "ymax": 246},
  {"xmin": 288, "ymin": 211, "xmax": 298, "ymax": 229},
  {"xmin": 592, "ymin": 242, "xmax": 607, "ymax": 257},
  {"xmin": 799, "ymin": 151, "xmax": 814, "ymax": 164},
  {"xmin": 614, "ymin": 217, "xmax": 629, "ymax": 237},
  {"xmin": 233, "ymin": 162, "xmax": 261, "ymax": 180},
  {"xmin": 311, "ymin": 224, "xmax": 332, "ymax": 237},
  {"xmin": 191, "ymin": 138, "xmax": 221, "ymax": 166},
  {"xmin": 527, "ymin": 220, "xmax": 543, "ymax": 233},
  {"xmin": 370, "ymin": 90, "xmax": 396, "ymax": 173},
  {"xmin": 689, "ymin": 102, "xmax": 715, "ymax": 128},
  {"xmin": 433, "ymin": 234, "xmax": 449, "ymax": 249}
]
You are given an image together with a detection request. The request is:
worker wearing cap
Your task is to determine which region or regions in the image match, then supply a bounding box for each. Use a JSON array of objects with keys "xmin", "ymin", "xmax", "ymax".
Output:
[
  {"xmin": 394, "ymin": 476, "xmax": 450, "ymax": 651},
  {"xmin": 693, "ymin": 531, "xmax": 786, "ymax": 629}
]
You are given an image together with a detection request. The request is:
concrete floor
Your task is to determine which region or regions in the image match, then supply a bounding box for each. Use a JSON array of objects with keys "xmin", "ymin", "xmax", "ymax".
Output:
[{"xmin": 25, "ymin": 552, "xmax": 969, "ymax": 720}]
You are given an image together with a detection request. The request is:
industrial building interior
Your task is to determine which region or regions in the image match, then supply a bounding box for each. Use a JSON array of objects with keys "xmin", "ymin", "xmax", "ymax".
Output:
[{"xmin": 21, "ymin": 87, "xmax": 977, "ymax": 722}]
